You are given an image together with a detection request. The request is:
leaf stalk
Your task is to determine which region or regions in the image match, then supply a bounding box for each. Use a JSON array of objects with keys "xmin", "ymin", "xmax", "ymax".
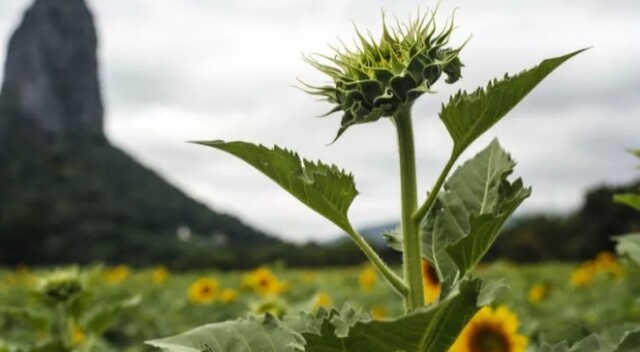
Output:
[
  {"xmin": 344, "ymin": 224, "xmax": 409, "ymax": 296},
  {"xmin": 413, "ymin": 151, "xmax": 459, "ymax": 223}
]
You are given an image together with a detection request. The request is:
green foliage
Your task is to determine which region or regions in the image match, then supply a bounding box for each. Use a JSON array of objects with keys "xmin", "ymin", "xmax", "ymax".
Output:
[
  {"xmin": 147, "ymin": 279, "xmax": 488, "ymax": 352},
  {"xmin": 615, "ymin": 234, "xmax": 640, "ymax": 265},
  {"xmin": 539, "ymin": 329, "xmax": 640, "ymax": 352},
  {"xmin": 388, "ymin": 140, "xmax": 531, "ymax": 294},
  {"xmin": 0, "ymin": 269, "xmax": 140, "ymax": 352},
  {"xmin": 614, "ymin": 194, "xmax": 640, "ymax": 212},
  {"xmin": 197, "ymin": 141, "xmax": 358, "ymax": 232},
  {"xmin": 440, "ymin": 49, "xmax": 587, "ymax": 157},
  {"xmin": 302, "ymin": 280, "xmax": 482, "ymax": 352},
  {"xmin": 614, "ymin": 149, "xmax": 640, "ymax": 211},
  {"xmin": 147, "ymin": 315, "xmax": 305, "ymax": 352}
]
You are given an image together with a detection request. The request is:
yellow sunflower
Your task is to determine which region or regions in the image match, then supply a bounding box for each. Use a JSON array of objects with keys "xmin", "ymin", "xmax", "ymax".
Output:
[
  {"xmin": 450, "ymin": 306, "xmax": 528, "ymax": 352},
  {"xmin": 312, "ymin": 292, "xmax": 333, "ymax": 310},
  {"xmin": 359, "ymin": 266, "xmax": 378, "ymax": 292},
  {"xmin": 220, "ymin": 288, "xmax": 238, "ymax": 304},
  {"xmin": 594, "ymin": 251, "xmax": 624, "ymax": 278},
  {"xmin": 151, "ymin": 266, "xmax": 170, "ymax": 285},
  {"xmin": 188, "ymin": 277, "xmax": 219, "ymax": 304},
  {"xmin": 103, "ymin": 265, "xmax": 130, "ymax": 285},
  {"xmin": 422, "ymin": 259, "xmax": 441, "ymax": 304},
  {"xmin": 570, "ymin": 261, "xmax": 597, "ymax": 287},
  {"xmin": 527, "ymin": 283, "xmax": 550, "ymax": 304},
  {"xmin": 371, "ymin": 306, "xmax": 388, "ymax": 320},
  {"xmin": 242, "ymin": 267, "xmax": 287, "ymax": 296},
  {"xmin": 71, "ymin": 326, "xmax": 86, "ymax": 345}
]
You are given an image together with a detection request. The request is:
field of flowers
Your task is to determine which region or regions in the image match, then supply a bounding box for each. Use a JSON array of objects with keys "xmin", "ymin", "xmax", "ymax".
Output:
[{"xmin": 1, "ymin": 249, "xmax": 639, "ymax": 352}]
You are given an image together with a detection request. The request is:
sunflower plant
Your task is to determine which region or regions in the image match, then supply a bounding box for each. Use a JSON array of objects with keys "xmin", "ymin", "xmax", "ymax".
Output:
[
  {"xmin": 615, "ymin": 150, "xmax": 640, "ymax": 275},
  {"xmin": 148, "ymin": 6, "xmax": 586, "ymax": 352}
]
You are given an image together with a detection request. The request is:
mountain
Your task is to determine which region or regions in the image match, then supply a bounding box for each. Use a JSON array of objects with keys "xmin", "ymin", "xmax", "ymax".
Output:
[{"xmin": 0, "ymin": 0, "xmax": 280, "ymax": 266}]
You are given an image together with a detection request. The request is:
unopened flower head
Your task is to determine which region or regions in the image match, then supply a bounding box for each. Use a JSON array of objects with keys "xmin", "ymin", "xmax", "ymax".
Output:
[
  {"xmin": 302, "ymin": 8, "xmax": 465, "ymax": 141},
  {"xmin": 39, "ymin": 268, "xmax": 83, "ymax": 304}
]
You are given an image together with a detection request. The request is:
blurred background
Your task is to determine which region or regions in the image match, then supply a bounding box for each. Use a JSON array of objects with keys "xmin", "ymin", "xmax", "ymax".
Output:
[{"xmin": 0, "ymin": 0, "xmax": 639, "ymax": 269}]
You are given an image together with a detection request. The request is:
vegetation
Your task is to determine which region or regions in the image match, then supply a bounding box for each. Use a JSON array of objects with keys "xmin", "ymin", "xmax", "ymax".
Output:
[{"xmin": 1, "ymin": 258, "xmax": 640, "ymax": 351}]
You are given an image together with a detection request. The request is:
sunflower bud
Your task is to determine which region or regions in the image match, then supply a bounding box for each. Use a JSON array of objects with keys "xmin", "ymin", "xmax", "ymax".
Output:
[
  {"xmin": 39, "ymin": 269, "xmax": 83, "ymax": 304},
  {"xmin": 302, "ymin": 10, "xmax": 465, "ymax": 141}
]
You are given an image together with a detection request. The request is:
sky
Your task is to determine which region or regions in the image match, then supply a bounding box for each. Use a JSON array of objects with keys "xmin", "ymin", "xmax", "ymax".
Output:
[{"xmin": 1, "ymin": 0, "xmax": 639, "ymax": 243}]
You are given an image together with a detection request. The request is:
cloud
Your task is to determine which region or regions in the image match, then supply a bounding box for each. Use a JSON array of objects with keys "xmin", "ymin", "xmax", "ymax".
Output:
[{"xmin": 1, "ymin": 0, "xmax": 639, "ymax": 242}]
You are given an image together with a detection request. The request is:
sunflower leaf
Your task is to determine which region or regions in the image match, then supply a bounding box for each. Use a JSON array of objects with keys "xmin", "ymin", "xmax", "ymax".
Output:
[
  {"xmin": 197, "ymin": 141, "xmax": 358, "ymax": 232},
  {"xmin": 614, "ymin": 194, "xmax": 640, "ymax": 212},
  {"xmin": 298, "ymin": 279, "xmax": 483, "ymax": 352},
  {"xmin": 611, "ymin": 329, "xmax": 640, "ymax": 352},
  {"xmin": 440, "ymin": 49, "xmax": 586, "ymax": 157},
  {"xmin": 146, "ymin": 315, "xmax": 305, "ymax": 352},
  {"xmin": 615, "ymin": 234, "xmax": 640, "ymax": 266},
  {"xmin": 421, "ymin": 140, "xmax": 531, "ymax": 294},
  {"xmin": 539, "ymin": 334, "xmax": 601, "ymax": 352}
]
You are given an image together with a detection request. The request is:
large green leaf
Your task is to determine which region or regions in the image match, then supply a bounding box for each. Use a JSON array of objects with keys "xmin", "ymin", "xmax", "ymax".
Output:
[
  {"xmin": 0, "ymin": 306, "xmax": 50, "ymax": 331},
  {"xmin": 198, "ymin": 141, "xmax": 357, "ymax": 232},
  {"xmin": 539, "ymin": 335, "xmax": 600, "ymax": 352},
  {"xmin": 146, "ymin": 315, "xmax": 304, "ymax": 352},
  {"xmin": 614, "ymin": 194, "xmax": 640, "ymax": 212},
  {"xmin": 440, "ymin": 49, "xmax": 586, "ymax": 156},
  {"xmin": 82, "ymin": 295, "xmax": 141, "ymax": 335},
  {"xmin": 299, "ymin": 279, "xmax": 483, "ymax": 352},
  {"xmin": 615, "ymin": 234, "xmax": 640, "ymax": 265},
  {"xmin": 421, "ymin": 140, "xmax": 531, "ymax": 293},
  {"xmin": 612, "ymin": 330, "xmax": 640, "ymax": 352}
]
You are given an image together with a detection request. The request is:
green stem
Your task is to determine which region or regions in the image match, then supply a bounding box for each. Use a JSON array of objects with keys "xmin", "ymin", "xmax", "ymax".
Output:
[
  {"xmin": 413, "ymin": 152, "xmax": 458, "ymax": 223},
  {"xmin": 57, "ymin": 304, "xmax": 71, "ymax": 348},
  {"xmin": 393, "ymin": 104, "xmax": 424, "ymax": 311},
  {"xmin": 345, "ymin": 224, "xmax": 408, "ymax": 296}
]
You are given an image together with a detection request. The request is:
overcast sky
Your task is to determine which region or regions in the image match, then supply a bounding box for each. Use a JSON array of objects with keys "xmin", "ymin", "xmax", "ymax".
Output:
[{"xmin": 1, "ymin": 0, "xmax": 639, "ymax": 243}]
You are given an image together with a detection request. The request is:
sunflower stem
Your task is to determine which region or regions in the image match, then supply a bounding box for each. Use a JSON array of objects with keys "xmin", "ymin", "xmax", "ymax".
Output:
[{"xmin": 393, "ymin": 103, "xmax": 425, "ymax": 311}]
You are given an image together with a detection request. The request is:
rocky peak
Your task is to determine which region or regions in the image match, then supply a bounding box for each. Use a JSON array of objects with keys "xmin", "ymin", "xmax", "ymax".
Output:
[{"xmin": 1, "ymin": 0, "xmax": 103, "ymax": 139}]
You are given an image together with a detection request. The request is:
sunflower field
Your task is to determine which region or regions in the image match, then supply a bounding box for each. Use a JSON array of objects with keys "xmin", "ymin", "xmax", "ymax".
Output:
[{"xmin": 1, "ymin": 246, "xmax": 640, "ymax": 352}]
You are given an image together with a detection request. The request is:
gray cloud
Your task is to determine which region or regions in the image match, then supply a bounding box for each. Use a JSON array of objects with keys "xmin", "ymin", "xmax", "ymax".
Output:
[{"xmin": 1, "ymin": 0, "xmax": 639, "ymax": 242}]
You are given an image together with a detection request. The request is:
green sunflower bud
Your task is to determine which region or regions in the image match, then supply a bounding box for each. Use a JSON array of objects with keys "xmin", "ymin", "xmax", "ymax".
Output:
[
  {"xmin": 38, "ymin": 268, "xmax": 83, "ymax": 304},
  {"xmin": 302, "ymin": 10, "xmax": 465, "ymax": 141}
]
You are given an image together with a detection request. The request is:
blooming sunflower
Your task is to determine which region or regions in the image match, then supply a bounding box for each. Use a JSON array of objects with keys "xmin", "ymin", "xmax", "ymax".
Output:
[
  {"xmin": 527, "ymin": 283, "xmax": 550, "ymax": 304},
  {"xmin": 594, "ymin": 251, "xmax": 624, "ymax": 278},
  {"xmin": 422, "ymin": 259, "xmax": 441, "ymax": 304},
  {"xmin": 242, "ymin": 267, "xmax": 287, "ymax": 296},
  {"xmin": 312, "ymin": 292, "xmax": 333, "ymax": 310},
  {"xmin": 220, "ymin": 288, "xmax": 238, "ymax": 304},
  {"xmin": 103, "ymin": 265, "xmax": 130, "ymax": 285},
  {"xmin": 450, "ymin": 306, "xmax": 528, "ymax": 352},
  {"xmin": 359, "ymin": 266, "xmax": 378, "ymax": 292},
  {"xmin": 188, "ymin": 277, "xmax": 219, "ymax": 304},
  {"xmin": 570, "ymin": 261, "xmax": 596, "ymax": 287},
  {"xmin": 151, "ymin": 266, "xmax": 170, "ymax": 285},
  {"xmin": 70, "ymin": 323, "xmax": 86, "ymax": 346}
]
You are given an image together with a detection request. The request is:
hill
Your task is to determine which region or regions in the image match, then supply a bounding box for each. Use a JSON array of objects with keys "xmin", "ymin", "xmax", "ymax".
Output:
[{"xmin": 0, "ymin": 0, "xmax": 280, "ymax": 266}]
